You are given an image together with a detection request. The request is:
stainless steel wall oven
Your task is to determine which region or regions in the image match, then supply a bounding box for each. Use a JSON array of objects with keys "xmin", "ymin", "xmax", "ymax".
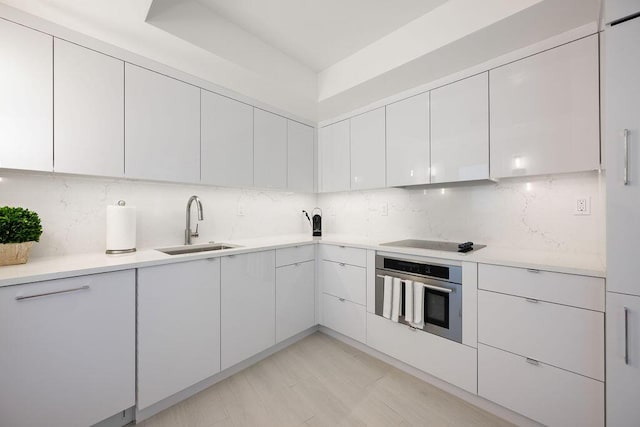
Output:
[{"xmin": 375, "ymin": 254, "xmax": 462, "ymax": 343}]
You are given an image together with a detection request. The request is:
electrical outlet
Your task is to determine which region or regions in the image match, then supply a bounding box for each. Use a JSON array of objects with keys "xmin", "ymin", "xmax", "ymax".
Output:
[
  {"xmin": 574, "ymin": 196, "xmax": 591, "ymax": 215},
  {"xmin": 237, "ymin": 204, "xmax": 245, "ymax": 216},
  {"xmin": 381, "ymin": 203, "xmax": 388, "ymax": 216}
]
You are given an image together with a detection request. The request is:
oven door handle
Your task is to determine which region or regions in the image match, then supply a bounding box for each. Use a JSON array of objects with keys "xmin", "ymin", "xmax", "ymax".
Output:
[
  {"xmin": 376, "ymin": 275, "xmax": 453, "ymax": 294},
  {"xmin": 422, "ymin": 283, "xmax": 453, "ymax": 294}
]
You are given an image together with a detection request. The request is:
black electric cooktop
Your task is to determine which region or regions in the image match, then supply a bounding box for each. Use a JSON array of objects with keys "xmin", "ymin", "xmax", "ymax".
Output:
[{"xmin": 380, "ymin": 239, "xmax": 486, "ymax": 253}]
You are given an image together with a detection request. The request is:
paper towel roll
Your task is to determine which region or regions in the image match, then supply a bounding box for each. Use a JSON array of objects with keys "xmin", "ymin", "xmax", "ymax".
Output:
[{"xmin": 106, "ymin": 201, "xmax": 136, "ymax": 254}]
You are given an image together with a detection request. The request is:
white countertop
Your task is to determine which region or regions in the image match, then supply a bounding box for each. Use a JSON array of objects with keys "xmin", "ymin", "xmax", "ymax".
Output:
[{"xmin": 0, "ymin": 234, "xmax": 605, "ymax": 287}]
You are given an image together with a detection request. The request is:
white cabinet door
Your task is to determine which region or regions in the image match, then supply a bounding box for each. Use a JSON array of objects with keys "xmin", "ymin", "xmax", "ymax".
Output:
[
  {"xmin": 490, "ymin": 35, "xmax": 600, "ymax": 178},
  {"xmin": 0, "ymin": 271, "xmax": 135, "ymax": 427},
  {"xmin": 350, "ymin": 107, "xmax": 386, "ymax": 190},
  {"xmin": 201, "ymin": 90, "xmax": 253, "ymax": 187},
  {"xmin": 606, "ymin": 17, "xmax": 640, "ymax": 297},
  {"xmin": 605, "ymin": 0, "xmax": 640, "ymax": 23},
  {"xmin": 478, "ymin": 344, "xmax": 604, "ymax": 427},
  {"xmin": 431, "ymin": 73, "xmax": 489, "ymax": 183},
  {"xmin": 386, "ymin": 93, "xmax": 430, "ymax": 186},
  {"xmin": 254, "ymin": 109, "xmax": 287, "ymax": 189},
  {"xmin": 287, "ymin": 120, "xmax": 314, "ymax": 192},
  {"xmin": 221, "ymin": 251, "xmax": 276, "ymax": 370},
  {"xmin": 0, "ymin": 19, "xmax": 52, "ymax": 172},
  {"xmin": 321, "ymin": 260, "xmax": 366, "ymax": 305},
  {"xmin": 124, "ymin": 63, "xmax": 200, "ymax": 183},
  {"xmin": 323, "ymin": 293, "xmax": 366, "ymax": 343},
  {"xmin": 137, "ymin": 259, "xmax": 221, "ymax": 410},
  {"xmin": 607, "ymin": 292, "xmax": 640, "ymax": 427},
  {"xmin": 54, "ymin": 39, "xmax": 124, "ymax": 177},
  {"xmin": 478, "ymin": 290, "xmax": 604, "ymax": 380},
  {"xmin": 319, "ymin": 120, "xmax": 350, "ymax": 192},
  {"xmin": 276, "ymin": 260, "xmax": 315, "ymax": 343}
]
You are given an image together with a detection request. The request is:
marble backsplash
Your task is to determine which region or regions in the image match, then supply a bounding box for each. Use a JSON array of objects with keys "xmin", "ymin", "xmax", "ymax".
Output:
[
  {"xmin": 1, "ymin": 169, "xmax": 605, "ymax": 258},
  {"xmin": 0, "ymin": 170, "xmax": 316, "ymax": 257},
  {"xmin": 318, "ymin": 171, "xmax": 605, "ymax": 256}
]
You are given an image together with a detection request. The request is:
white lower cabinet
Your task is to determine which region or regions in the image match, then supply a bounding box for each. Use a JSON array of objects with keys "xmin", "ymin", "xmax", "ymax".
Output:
[
  {"xmin": 478, "ymin": 344, "xmax": 604, "ymax": 427},
  {"xmin": 137, "ymin": 259, "xmax": 221, "ymax": 410},
  {"xmin": 478, "ymin": 290, "xmax": 604, "ymax": 380},
  {"xmin": 606, "ymin": 292, "xmax": 640, "ymax": 426},
  {"xmin": 0, "ymin": 270, "xmax": 135, "ymax": 427},
  {"xmin": 323, "ymin": 293, "xmax": 366, "ymax": 343},
  {"xmin": 366, "ymin": 313, "xmax": 477, "ymax": 394},
  {"xmin": 276, "ymin": 260, "xmax": 315, "ymax": 342},
  {"xmin": 321, "ymin": 260, "xmax": 366, "ymax": 305},
  {"xmin": 221, "ymin": 251, "xmax": 276, "ymax": 370}
]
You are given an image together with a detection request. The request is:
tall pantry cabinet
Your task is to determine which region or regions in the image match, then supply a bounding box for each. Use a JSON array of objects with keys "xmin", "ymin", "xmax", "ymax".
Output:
[{"xmin": 604, "ymin": 2, "xmax": 640, "ymax": 425}]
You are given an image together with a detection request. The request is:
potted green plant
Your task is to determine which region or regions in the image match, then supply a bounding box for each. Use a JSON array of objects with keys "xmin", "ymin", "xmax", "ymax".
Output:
[{"xmin": 0, "ymin": 206, "xmax": 43, "ymax": 266}]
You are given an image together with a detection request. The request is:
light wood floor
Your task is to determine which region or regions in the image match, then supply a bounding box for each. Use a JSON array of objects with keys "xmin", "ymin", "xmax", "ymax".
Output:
[{"xmin": 138, "ymin": 332, "xmax": 513, "ymax": 427}]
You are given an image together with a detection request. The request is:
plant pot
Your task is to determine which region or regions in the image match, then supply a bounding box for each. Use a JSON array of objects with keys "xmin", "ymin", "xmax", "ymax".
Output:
[{"xmin": 0, "ymin": 242, "xmax": 34, "ymax": 266}]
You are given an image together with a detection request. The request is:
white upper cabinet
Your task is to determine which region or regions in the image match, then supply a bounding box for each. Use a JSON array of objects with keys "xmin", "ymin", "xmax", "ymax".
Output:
[
  {"xmin": 254, "ymin": 109, "xmax": 287, "ymax": 189},
  {"xmin": 431, "ymin": 73, "xmax": 489, "ymax": 183},
  {"xmin": 386, "ymin": 93, "xmax": 430, "ymax": 186},
  {"xmin": 124, "ymin": 63, "xmax": 200, "ymax": 183},
  {"xmin": 201, "ymin": 90, "xmax": 253, "ymax": 187},
  {"xmin": 287, "ymin": 120, "xmax": 314, "ymax": 192},
  {"xmin": 605, "ymin": 0, "xmax": 640, "ymax": 23},
  {"xmin": 606, "ymin": 17, "xmax": 640, "ymax": 297},
  {"xmin": 350, "ymin": 107, "xmax": 386, "ymax": 190},
  {"xmin": 489, "ymin": 35, "xmax": 600, "ymax": 179},
  {"xmin": 0, "ymin": 19, "xmax": 52, "ymax": 172},
  {"xmin": 54, "ymin": 39, "xmax": 124, "ymax": 177},
  {"xmin": 319, "ymin": 120, "xmax": 351, "ymax": 192}
]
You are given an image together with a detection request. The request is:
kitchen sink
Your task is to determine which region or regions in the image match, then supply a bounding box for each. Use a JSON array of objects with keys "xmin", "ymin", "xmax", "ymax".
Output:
[{"xmin": 156, "ymin": 242, "xmax": 240, "ymax": 255}]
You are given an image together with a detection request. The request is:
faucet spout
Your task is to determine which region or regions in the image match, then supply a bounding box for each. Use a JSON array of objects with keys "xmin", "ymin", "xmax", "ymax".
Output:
[{"xmin": 185, "ymin": 195, "xmax": 204, "ymax": 245}]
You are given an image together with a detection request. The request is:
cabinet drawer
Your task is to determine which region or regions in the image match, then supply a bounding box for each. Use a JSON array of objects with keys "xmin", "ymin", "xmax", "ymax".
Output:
[
  {"xmin": 321, "ymin": 260, "xmax": 366, "ymax": 305},
  {"xmin": 479, "ymin": 344, "xmax": 604, "ymax": 427},
  {"xmin": 323, "ymin": 293, "xmax": 366, "ymax": 343},
  {"xmin": 276, "ymin": 244, "xmax": 315, "ymax": 267},
  {"xmin": 478, "ymin": 263, "xmax": 604, "ymax": 311},
  {"xmin": 367, "ymin": 313, "xmax": 477, "ymax": 394},
  {"xmin": 478, "ymin": 290, "xmax": 604, "ymax": 380},
  {"xmin": 321, "ymin": 244, "xmax": 366, "ymax": 267}
]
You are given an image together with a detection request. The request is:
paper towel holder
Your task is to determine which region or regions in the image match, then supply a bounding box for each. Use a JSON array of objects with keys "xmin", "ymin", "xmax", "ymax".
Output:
[{"xmin": 106, "ymin": 200, "xmax": 137, "ymax": 255}]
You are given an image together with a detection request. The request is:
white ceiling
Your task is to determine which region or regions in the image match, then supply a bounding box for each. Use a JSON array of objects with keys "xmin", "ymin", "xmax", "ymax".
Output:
[{"xmin": 195, "ymin": 0, "xmax": 449, "ymax": 71}]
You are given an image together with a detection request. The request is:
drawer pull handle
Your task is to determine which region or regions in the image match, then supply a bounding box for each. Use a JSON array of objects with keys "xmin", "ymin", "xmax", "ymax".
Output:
[
  {"xmin": 227, "ymin": 255, "xmax": 236, "ymax": 259},
  {"xmin": 624, "ymin": 129, "xmax": 630, "ymax": 185},
  {"xmin": 525, "ymin": 357, "xmax": 540, "ymax": 366},
  {"xmin": 339, "ymin": 263, "xmax": 346, "ymax": 267},
  {"xmin": 339, "ymin": 245, "xmax": 346, "ymax": 248},
  {"xmin": 526, "ymin": 268, "xmax": 541, "ymax": 273},
  {"xmin": 339, "ymin": 298, "xmax": 346, "ymax": 302},
  {"xmin": 525, "ymin": 298, "xmax": 539, "ymax": 303},
  {"xmin": 624, "ymin": 307, "xmax": 630, "ymax": 365},
  {"xmin": 16, "ymin": 285, "xmax": 90, "ymax": 301},
  {"xmin": 295, "ymin": 263, "xmax": 300, "ymax": 267},
  {"xmin": 206, "ymin": 258, "xmax": 217, "ymax": 262}
]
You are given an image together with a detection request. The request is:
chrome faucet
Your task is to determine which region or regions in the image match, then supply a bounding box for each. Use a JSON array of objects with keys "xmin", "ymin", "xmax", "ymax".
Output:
[{"xmin": 185, "ymin": 195, "xmax": 204, "ymax": 245}]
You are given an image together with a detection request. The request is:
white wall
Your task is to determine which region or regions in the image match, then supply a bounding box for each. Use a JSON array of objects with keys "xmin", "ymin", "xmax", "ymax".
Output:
[
  {"xmin": 318, "ymin": 172, "xmax": 605, "ymax": 256},
  {"xmin": 0, "ymin": 171, "xmax": 316, "ymax": 257}
]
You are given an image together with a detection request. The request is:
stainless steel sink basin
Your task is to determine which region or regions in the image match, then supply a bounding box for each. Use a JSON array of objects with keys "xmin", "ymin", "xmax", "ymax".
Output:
[{"xmin": 156, "ymin": 242, "xmax": 240, "ymax": 255}]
